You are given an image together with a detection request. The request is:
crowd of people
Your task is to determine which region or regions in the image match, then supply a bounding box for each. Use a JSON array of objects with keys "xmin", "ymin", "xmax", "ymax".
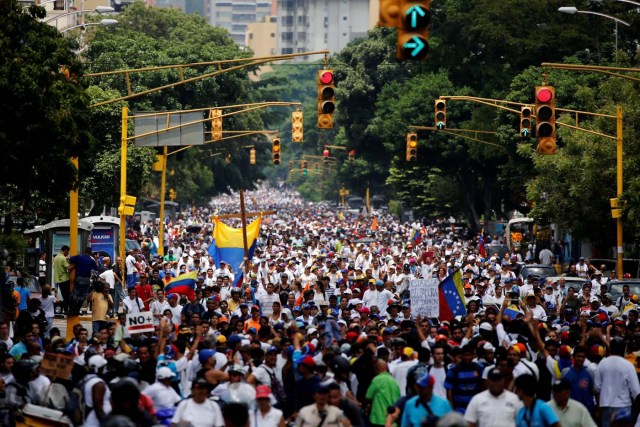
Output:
[{"xmin": 1, "ymin": 185, "xmax": 639, "ymax": 427}]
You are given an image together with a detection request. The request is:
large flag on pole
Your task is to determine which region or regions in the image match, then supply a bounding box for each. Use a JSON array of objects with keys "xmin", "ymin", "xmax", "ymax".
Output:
[
  {"xmin": 209, "ymin": 216, "xmax": 261, "ymax": 286},
  {"xmin": 438, "ymin": 269, "xmax": 467, "ymax": 321},
  {"xmin": 165, "ymin": 271, "xmax": 197, "ymax": 301}
]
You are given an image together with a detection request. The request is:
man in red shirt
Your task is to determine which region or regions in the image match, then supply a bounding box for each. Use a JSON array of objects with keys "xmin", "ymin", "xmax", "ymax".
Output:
[{"xmin": 135, "ymin": 273, "xmax": 155, "ymax": 311}]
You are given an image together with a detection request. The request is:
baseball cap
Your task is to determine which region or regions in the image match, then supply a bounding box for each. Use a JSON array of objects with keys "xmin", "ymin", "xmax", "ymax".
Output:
[
  {"xmin": 198, "ymin": 349, "xmax": 216, "ymax": 364},
  {"xmin": 552, "ymin": 378, "xmax": 572, "ymax": 392},
  {"xmin": 416, "ymin": 373, "xmax": 435, "ymax": 388},
  {"xmin": 255, "ymin": 385, "xmax": 272, "ymax": 399},
  {"xmin": 157, "ymin": 367, "xmax": 176, "ymax": 379},
  {"xmin": 487, "ymin": 367, "xmax": 504, "ymax": 381}
]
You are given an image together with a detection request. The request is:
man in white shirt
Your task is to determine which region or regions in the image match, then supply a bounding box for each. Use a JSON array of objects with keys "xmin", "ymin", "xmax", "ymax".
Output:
[
  {"xmin": 464, "ymin": 367, "xmax": 522, "ymax": 427},
  {"xmin": 151, "ymin": 290, "xmax": 170, "ymax": 326},
  {"xmin": 125, "ymin": 250, "xmax": 138, "ymax": 289},
  {"xmin": 362, "ymin": 280, "xmax": 379, "ymax": 308},
  {"xmin": 595, "ymin": 337, "xmax": 640, "ymax": 427},
  {"xmin": 123, "ymin": 288, "xmax": 144, "ymax": 314},
  {"xmin": 143, "ymin": 367, "xmax": 181, "ymax": 410}
]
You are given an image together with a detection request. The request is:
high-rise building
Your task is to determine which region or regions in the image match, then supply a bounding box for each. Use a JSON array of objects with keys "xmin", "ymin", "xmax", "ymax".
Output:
[
  {"xmin": 245, "ymin": 15, "xmax": 278, "ymax": 78},
  {"xmin": 277, "ymin": 0, "xmax": 372, "ymax": 56},
  {"xmin": 209, "ymin": 0, "xmax": 273, "ymax": 47}
]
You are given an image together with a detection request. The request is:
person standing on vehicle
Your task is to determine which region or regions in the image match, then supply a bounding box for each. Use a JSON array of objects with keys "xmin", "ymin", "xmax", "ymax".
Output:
[
  {"xmin": 53, "ymin": 245, "xmax": 71, "ymax": 314},
  {"xmin": 125, "ymin": 249, "xmax": 138, "ymax": 290}
]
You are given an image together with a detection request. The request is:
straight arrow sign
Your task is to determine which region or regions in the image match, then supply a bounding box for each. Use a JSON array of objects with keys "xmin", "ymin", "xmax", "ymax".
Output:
[{"xmin": 407, "ymin": 5, "xmax": 426, "ymax": 28}]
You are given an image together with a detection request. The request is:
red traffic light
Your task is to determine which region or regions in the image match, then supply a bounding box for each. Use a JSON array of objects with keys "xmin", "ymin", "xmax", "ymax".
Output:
[
  {"xmin": 323, "ymin": 149, "xmax": 329, "ymax": 157},
  {"xmin": 536, "ymin": 88, "xmax": 552, "ymax": 103},
  {"xmin": 349, "ymin": 149, "xmax": 355, "ymax": 156},
  {"xmin": 320, "ymin": 71, "xmax": 334, "ymax": 85}
]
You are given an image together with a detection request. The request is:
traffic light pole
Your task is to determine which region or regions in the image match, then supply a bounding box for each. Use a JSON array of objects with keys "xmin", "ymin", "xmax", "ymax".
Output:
[
  {"xmin": 443, "ymin": 94, "xmax": 624, "ymax": 279},
  {"xmin": 410, "ymin": 126, "xmax": 501, "ymax": 149},
  {"xmin": 158, "ymin": 145, "xmax": 168, "ymax": 256}
]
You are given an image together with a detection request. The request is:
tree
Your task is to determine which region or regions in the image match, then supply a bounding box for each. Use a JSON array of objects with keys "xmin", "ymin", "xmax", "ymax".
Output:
[{"xmin": 0, "ymin": 0, "xmax": 92, "ymax": 230}]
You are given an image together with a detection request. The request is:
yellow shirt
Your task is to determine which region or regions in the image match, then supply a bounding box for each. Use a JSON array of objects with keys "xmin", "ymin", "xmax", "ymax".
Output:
[
  {"xmin": 53, "ymin": 252, "xmax": 70, "ymax": 284},
  {"xmin": 91, "ymin": 292, "xmax": 112, "ymax": 322}
]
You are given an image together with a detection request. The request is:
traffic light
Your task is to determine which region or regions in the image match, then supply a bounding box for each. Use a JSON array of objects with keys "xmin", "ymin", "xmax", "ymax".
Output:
[
  {"xmin": 288, "ymin": 161, "xmax": 294, "ymax": 175},
  {"xmin": 249, "ymin": 148, "xmax": 256, "ymax": 165},
  {"xmin": 118, "ymin": 195, "xmax": 136, "ymax": 216},
  {"xmin": 520, "ymin": 106, "xmax": 532, "ymax": 138},
  {"xmin": 397, "ymin": 1, "xmax": 431, "ymax": 61},
  {"xmin": 348, "ymin": 149, "xmax": 355, "ymax": 162},
  {"xmin": 168, "ymin": 189, "xmax": 176, "ymax": 201},
  {"xmin": 210, "ymin": 109, "xmax": 222, "ymax": 141},
  {"xmin": 435, "ymin": 99, "xmax": 446, "ymax": 130},
  {"xmin": 272, "ymin": 137, "xmax": 281, "ymax": 165},
  {"xmin": 323, "ymin": 149, "xmax": 330, "ymax": 163},
  {"xmin": 317, "ymin": 70, "xmax": 335, "ymax": 129},
  {"xmin": 314, "ymin": 163, "xmax": 319, "ymax": 174},
  {"xmin": 406, "ymin": 133, "xmax": 418, "ymax": 161},
  {"xmin": 292, "ymin": 111, "xmax": 303, "ymax": 142},
  {"xmin": 302, "ymin": 160, "xmax": 308, "ymax": 176},
  {"xmin": 379, "ymin": 0, "xmax": 401, "ymax": 27},
  {"xmin": 152, "ymin": 154, "xmax": 164, "ymax": 172},
  {"xmin": 535, "ymin": 86, "xmax": 557, "ymax": 155}
]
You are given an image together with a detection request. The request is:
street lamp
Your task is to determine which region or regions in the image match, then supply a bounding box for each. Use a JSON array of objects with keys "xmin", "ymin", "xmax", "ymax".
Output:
[
  {"xmin": 60, "ymin": 18, "xmax": 118, "ymax": 33},
  {"xmin": 42, "ymin": 6, "xmax": 114, "ymax": 24},
  {"xmin": 558, "ymin": 6, "xmax": 631, "ymax": 50}
]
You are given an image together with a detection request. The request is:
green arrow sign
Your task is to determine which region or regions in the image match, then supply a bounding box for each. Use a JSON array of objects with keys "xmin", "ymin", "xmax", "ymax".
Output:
[
  {"xmin": 521, "ymin": 128, "xmax": 530, "ymax": 137},
  {"xmin": 404, "ymin": 36, "xmax": 426, "ymax": 57},
  {"xmin": 407, "ymin": 5, "xmax": 426, "ymax": 29},
  {"xmin": 436, "ymin": 122, "xmax": 445, "ymax": 130}
]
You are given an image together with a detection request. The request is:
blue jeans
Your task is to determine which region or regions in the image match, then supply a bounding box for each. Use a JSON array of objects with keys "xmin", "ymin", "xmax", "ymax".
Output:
[
  {"xmin": 111, "ymin": 283, "xmax": 126, "ymax": 315},
  {"xmin": 70, "ymin": 277, "xmax": 91, "ymax": 315},
  {"xmin": 600, "ymin": 406, "xmax": 631, "ymax": 427},
  {"xmin": 126, "ymin": 273, "xmax": 137, "ymax": 290}
]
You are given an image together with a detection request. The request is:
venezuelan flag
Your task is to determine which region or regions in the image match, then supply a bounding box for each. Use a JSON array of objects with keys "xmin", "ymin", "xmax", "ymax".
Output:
[
  {"xmin": 478, "ymin": 235, "xmax": 486, "ymax": 258},
  {"xmin": 438, "ymin": 270, "xmax": 467, "ymax": 321},
  {"xmin": 411, "ymin": 228, "xmax": 422, "ymax": 244},
  {"xmin": 165, "ymin": 271, "xmax": 197, "ymax": 301},
  {"xmin": 209, "ymin": 216, "xmax": 261, "ymax": 286}
]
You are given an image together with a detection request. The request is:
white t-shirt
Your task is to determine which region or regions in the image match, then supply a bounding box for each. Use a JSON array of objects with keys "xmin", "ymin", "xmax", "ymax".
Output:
[
  {"xmin": 143, "ymin": 381, "xmax": 181, "ymax": 410},
  {"xmin": 171, "ymin": 398, "xmax": 225, "ymax": 427},
  {"xmin": 123, "ymin": 297, "xmax": 144, "ymax": 314},
  {"xmin": 249, "ymin": 406, "xmax": 284, "ymax": 427},
  {"xmin": 99, "ymin": 269, "xmax": 116, "ymax": 289},
  {"xmin": 430, "ymin": 366, "xmax": 447, "ymax": 398},
  {"xmin": 464, "ymin": 389, "xmax": 523, "ymax": 427}
]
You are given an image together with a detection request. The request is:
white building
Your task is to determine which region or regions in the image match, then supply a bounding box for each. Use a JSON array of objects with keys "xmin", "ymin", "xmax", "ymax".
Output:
[
  {"xmin": 209, "ymin": 0, "xmax": 274, "ymax": 47},
  {"xmin": 277, "ymin": 0, "xmax": 372, "ymax": 57}
]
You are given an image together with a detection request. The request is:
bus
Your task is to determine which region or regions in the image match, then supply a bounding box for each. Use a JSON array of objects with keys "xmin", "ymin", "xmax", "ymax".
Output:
[{"xmin": 506, "ymin": 218, "xmax": 552, "ymax": 253}]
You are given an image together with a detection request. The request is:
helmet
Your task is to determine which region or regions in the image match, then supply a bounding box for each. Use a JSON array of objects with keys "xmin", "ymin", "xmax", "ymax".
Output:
[
  {"xmin": 12, "ymin": 359, "xmax": 38, "ymax": 385},
  {"xmin": 122, "ymin": 359, "xmax": 141, "ymax": 373},
  {"xmin": 88, "ymin": 355, "xmax": 108, "ymax": 372}
]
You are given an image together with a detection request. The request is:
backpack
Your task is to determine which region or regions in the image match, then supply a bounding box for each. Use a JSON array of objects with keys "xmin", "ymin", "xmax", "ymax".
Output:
[
  {"xmin": 257, "ymin": 364, "xmax": 286, "ymax": 409},
  {"xmin": 63, "ymin": 374, "xmax": 95, "ymax": 426}
]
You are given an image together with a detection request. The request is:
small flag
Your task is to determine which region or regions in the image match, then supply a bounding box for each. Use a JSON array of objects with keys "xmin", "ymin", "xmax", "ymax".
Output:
[
  {"xmin": 478, "ymin": 235, "xmax": 486, "ymax": 259},
  {"xmin": 165, "ymin": 271, "xmax": 197, "ymax": 301},
  {"xmin": 438, "ymin": 270, "xmax": 466, "ymax": 321}
]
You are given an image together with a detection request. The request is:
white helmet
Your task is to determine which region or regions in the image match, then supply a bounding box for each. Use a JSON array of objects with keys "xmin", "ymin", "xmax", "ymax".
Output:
[{"xmin": 88, "ymin": 355, "xmax": 108, "ymax": 373}]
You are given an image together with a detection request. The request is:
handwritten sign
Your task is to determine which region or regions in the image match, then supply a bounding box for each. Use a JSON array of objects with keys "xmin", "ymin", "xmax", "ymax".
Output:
[
  {"xmin": 126, "ymin": 311, "xmax": 155, "ymax": 334},
  {"xmin": 410, "ymin": 278, "xmax": 439, "ymax": 318},
  {"xmin": 41, "ymin": 352, "xmax": 74, "ymax": 380}
]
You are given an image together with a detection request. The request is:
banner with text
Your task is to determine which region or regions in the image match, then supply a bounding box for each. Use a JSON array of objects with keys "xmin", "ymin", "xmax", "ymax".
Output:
[
  {"xmin": 126, "ymin": 311, "xmax": 155, "ymax": 334},
  {"xmin": 410, "ymin": 278, "xmax": 440, "ymax": 318}
]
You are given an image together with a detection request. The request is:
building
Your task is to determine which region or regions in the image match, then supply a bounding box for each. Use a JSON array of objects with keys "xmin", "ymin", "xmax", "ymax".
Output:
[
  {"xmin": 245, "ymin": 15, "xmax": 278, "ymax": 78},
  {"xmin": 277, "ymin": 0, "xmax": 372, "ymax": 56},
  {"xmin": 209, "ymin": 0, "xmax": 274, "ymax": 47}
]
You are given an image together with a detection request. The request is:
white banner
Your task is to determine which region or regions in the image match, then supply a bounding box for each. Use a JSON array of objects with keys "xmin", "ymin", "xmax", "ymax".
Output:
[
  {"xmin": 410, "ymin": 278, "xmax": 439, "ymax": 318},
  {"xmin": 126, "ymin": 311, "xmax": 155, "ymax": 334}
]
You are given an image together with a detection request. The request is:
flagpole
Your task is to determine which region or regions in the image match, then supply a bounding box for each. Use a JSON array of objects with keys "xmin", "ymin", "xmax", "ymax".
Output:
[{"xmin": 239, "ymin": 190, "xmax": 249, "ymax": 285}]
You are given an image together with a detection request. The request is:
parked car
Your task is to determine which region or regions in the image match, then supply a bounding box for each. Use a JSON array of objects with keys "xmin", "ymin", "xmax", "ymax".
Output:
[
  {"xmin": 544, "ymin": 276, "xmax": 589, "ymax": 288},
  {"xmin": 518, "ymin": 264, "xmax": 558, "ymax": 282},
  {"xmin": 607, "ymin": 279, "xmax": 640, "ymax": 303},
  {"xmin": 125, "ymin": 239, "xmax": 141, "ymax": 253}
]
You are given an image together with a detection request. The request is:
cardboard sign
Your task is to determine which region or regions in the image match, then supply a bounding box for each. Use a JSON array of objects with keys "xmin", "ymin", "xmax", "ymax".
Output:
[
  {"xmin": 410, "ymin": 278, "xmax": 440, "ymax": 318},
  {"xmin": 126, "ymin": 311, "xmax": 155, "ymax": 334},
  {"xmin": 40, "ymin": 352, "xmax": 74, "ymax": 380}
]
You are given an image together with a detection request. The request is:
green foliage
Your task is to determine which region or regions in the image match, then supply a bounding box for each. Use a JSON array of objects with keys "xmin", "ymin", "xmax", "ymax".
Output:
[{"xmin": 0, "ymin": 0, "xmax": 92, "ymax": 227}]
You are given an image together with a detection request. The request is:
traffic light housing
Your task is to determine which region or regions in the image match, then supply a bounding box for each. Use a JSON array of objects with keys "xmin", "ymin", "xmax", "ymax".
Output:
[
  {"xmin": 535, "ymin": 86, "xmax": 557, "ymax": 155},
  {"xmin": 520, "ymin": 106, "xmax": 532, "ymax": 138},
  {"xmin": 323, "ymin": 149, "xmax": 330, "ymax": 163},
  {"xmin": 302, "ymin": 160, "xmax": 308, "ymax": 176},
  {"xmin": 314, "ymin": 163, "xmax": 319, "ymax": 174},
  {"xmin": 168, "ymin": 189, "xmax": 176, "ymax": 201},
  {"xmin": 292, "ymin": 111, "xmax": 303, "ymax": 142},
  {"xmin": 397, "ymin": 1, "xmax": 431, "ymax": 61},
  {"xmin": 272, "ymin": 137, "xmax": 281, "ymax": 165},
  {"xmin": 249, "ymin": 148, "xmax": 256, "ymax": 165},
  {"xmin": 435, "ymin": 99, "xmax": 446, "ymax": 130},
  {"xmin": 210, "ymin": 109, "xmax": 222, "ymax": 141},
  {"xmin": 118, "ymin": 195, "xmax": 137, "ymax": 216},
  {"xmin": 406, "ymin": 133, "xmax": 418, "ymax": 161},
  {"xmin": 317, "ymin": 70, "xmax": 335, "ymax": 129},
  {"xmin": 348, "ymin": 149, "xmax": 355, "ymax": 162}
]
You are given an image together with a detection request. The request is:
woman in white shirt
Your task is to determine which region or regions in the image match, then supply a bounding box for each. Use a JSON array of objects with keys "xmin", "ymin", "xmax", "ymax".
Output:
[{"xmin": 171, "ymin": 378, "xmax": 225, "ymax": 427}]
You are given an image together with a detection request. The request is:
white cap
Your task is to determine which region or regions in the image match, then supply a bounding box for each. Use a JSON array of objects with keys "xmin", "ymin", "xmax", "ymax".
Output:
[
  {"xmin": 88, "ymin": 355, "xmax": 107, "ymax": 371},
  {"xmin": 483, "ymin": 342, "xmax": 496, "ymax": 352},
  {"xmin": 157, "ymin": 366, "xmax": 176, "ymax": 379},
  {"xmin": 307, "ymin": 327, "xmax": 318, "ymax": 335}
]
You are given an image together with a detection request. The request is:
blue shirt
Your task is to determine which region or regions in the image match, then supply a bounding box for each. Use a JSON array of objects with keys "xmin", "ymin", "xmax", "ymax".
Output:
[
  {"xmin": 563, "ymin": 366, "xmax": 595, "ymax": 412},
  {"xmin": 516, "ymin": 399, "xmax": 559, "ymax": 427},
  {"xmin": 401, "ymin": 394, "xmax": 452, "ymax": 427},
  {"xmin": 17, "ymin": 287, "xmax": 30, "ymax": 311},
  {"xmin": 443, "ymin": 362, "xmax": 484, "ymax": 413},
  {"xmin": 69, "ymin": 254, "xmax": 97, "ymax": 279}
]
